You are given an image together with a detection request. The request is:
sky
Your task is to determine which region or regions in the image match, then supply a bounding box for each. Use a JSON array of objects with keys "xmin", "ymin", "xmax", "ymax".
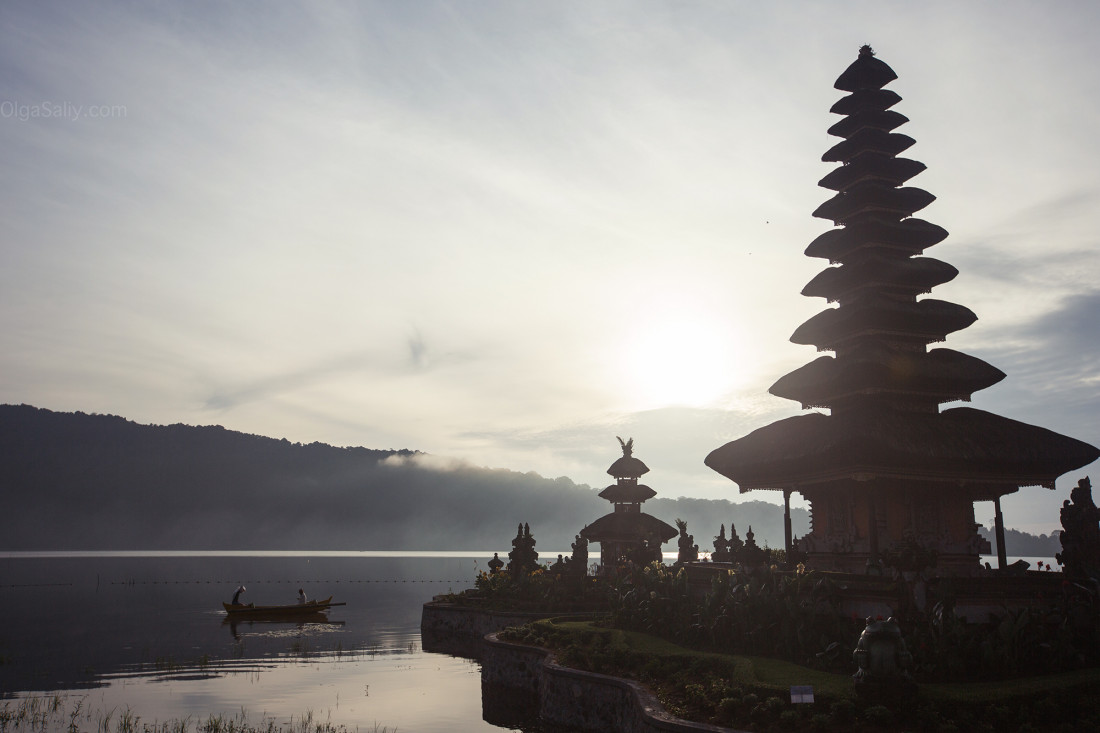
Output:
[{"xmin": 2, "ymin": 1, "xmax": 1098, "ymax": 535}]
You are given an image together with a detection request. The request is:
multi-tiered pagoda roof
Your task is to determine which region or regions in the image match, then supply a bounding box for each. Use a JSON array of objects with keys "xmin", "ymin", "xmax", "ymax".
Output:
[
  {"xmin": 705, "ymin": 47, "xmax": 1097, "ymax": 573},
  {"xmin": 581, "ymin": 438, "xmax": 676, "ymax": 558}
]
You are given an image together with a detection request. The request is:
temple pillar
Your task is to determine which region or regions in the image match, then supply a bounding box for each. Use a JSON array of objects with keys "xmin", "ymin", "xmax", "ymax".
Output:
[
  {"xmin": 994, "ymin": 496, "xmax": 1008, "ymax": 570},
  {"xmin": 783, "ymin": 489, "xmax": 793, "ymax": 556},
  {"xmin": 868, "ymin": 489, "xmax": 880, "ymax": 561}
]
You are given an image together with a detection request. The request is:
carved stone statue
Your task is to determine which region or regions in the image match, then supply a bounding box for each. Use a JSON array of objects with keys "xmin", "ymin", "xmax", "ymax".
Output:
[
  {"xmin": 1057, "ymin": 477, "xmax": 1100, "ymax": 581},
  {"xmin": 727, "ymin": 523, "xmax": 744, "ymax": 556},
  {"xmin": 737, "ymin": 525, "xmax": 767, "ymax": 567},
  {"xmin": 675, "ymin": 519, "xmax": 698, "ymax": 563},
  {"xmin": 713, "ymin": 524, "xmax": 730, "ymax": 562},
  {"xmin": 853, "ymin": 616, "xmax": 914, "ymax": 690},
  {"xmin": 570, "ymin": 534, "xmax": 589, "ymax": 575}
]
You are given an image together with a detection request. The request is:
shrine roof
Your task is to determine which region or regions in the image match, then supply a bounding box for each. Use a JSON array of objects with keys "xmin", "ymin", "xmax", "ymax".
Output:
[
  {"xmin": 818, "ymin": 154, "xmax": 926, "ymax": 191},
  {"xmin": 607, "ymin": 454, "xmax": 649, "ymax": 478},
  {"xmin": 579, "ymin": 512, "xmax": 677, "ymax": 544},
  {"xmin": 830, "ymin": 88, "xmax": 901, "ymax": 115},
  {"xmin": 822, "ymin": 129, "xmax": 914, "ymax": 163},
  {"xmin": 705, "ymin": 407, "xmax": 1100, "ymax": 492},
  {"xmin": 769, "ymin": 347, "xmax": 1006, "ymax": 408},
  {"xmin": 835, "ymin": 45, "xmax": 898, "ymax": 92},
  {"xmin": 801, "ymin": 256, "xmax": 957, "ymax": 301},
  {"xmin": 790, "ymin": 298, "xmax": 976, "ymax": 348},
  {"xmin": 827, "ymin": 109, "xmax": 909, "ymax": 138},
  {"xmin": 598, "ymin": 482, "xmax": 658, "ymax": 503},
  {"xmin": 805, "ymin": 218, "xmax": 948, "ymax": 262},
  {"xmin": 813, "ymin": 183, "xmax": 935, "ymax": 223}
]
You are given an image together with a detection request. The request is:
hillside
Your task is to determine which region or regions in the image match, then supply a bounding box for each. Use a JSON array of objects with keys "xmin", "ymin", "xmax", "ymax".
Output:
[{"xmin": 0, "ymin": 404, "xmax": 807, "ymax": 552}]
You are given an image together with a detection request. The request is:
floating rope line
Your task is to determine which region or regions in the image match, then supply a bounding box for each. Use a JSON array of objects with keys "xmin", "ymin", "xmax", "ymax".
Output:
[
  {"xmin": 2, "ymin": 582, "xmax": 73, "ymax": 588},
  {"xmin": 107, "ymin": 578, "xmax": 465, "ymax": 585}
]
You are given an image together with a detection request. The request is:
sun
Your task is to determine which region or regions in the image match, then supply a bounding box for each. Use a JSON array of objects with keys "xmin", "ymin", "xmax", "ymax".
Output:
[{"xmin": 620, "ymin": 309, "xmax": 741, "ymax": 410}]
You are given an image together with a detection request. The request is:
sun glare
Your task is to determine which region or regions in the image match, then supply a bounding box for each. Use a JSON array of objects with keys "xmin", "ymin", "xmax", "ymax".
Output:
[{"xmin": 621, "ymin": 311, "xmax": 742, "ymax": 409}]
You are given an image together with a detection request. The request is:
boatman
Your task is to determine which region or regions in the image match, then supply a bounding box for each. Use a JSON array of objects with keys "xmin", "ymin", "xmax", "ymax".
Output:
[
  {"xmin": 297, "ymin": 588, "xmax": 307, "ymax": 604},
  {"xmin": 232, "ymin": 585, "xmax": 246, "ymax": 605}
]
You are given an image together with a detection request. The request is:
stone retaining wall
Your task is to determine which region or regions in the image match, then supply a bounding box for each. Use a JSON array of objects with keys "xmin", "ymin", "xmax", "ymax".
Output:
[
  {"xmin": 420, "ymin": 600, "xmax": 558, "ymax": 641},
  {"xmin": 481, "ymin": 632, "xmax": 742, "ymax": 733},
  {"xmin": 421, "ymin": 600, "xmax": 602, "ymax": 658}
]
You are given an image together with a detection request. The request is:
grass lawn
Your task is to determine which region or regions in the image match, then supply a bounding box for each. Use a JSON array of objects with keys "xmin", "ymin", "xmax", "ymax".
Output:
[{"xmin": 501, "ymin": 618, "xmax": 1100, "ymax": 732}]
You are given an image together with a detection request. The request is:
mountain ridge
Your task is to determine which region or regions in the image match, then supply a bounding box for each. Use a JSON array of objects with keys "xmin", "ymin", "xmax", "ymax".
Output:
[
  {"xmin": 0, "ymin": 404, "xmax": 1060, "ymax": 558},
  {"xmin": 0, "ymin": 404, "xmax": 806, "ymax": 552}
]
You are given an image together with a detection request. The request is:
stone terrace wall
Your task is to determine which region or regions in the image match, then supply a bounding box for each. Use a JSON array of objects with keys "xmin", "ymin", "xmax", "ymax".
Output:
[
  {"xmin": 481, "ymin": 632, "xmax": 741, "ymax": 733},
  {"xmin": 421, "ymin": 600, "xmax": 556, "ymax": 640},
  {"xmin": 421, "ymin": 601, "xmax": 600, "ymax": 658}
]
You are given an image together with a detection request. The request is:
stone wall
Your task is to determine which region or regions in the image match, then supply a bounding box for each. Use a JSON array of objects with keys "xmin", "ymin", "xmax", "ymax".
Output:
[
  {"xmin": 421, "ymin": 600, "xmax": 558, "ymax": 640},
  {"xmin": 420, "ymin": 600, "xmax": 599, "ymax": 658},
  {"xmin": 480, "ymin": 632, "xmax": 741, "ymax": 733}
]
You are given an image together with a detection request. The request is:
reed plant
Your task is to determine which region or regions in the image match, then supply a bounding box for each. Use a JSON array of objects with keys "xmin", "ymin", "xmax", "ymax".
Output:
[{"xmin": 0, "ymin": 696, "xmax": 397, "ymax": 733}]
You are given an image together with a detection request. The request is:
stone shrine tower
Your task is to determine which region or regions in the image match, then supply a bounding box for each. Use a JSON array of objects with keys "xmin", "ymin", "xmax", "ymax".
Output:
[
  {"xmin": 581, "ymin": 438, "xmax": 677, "ymax": 568},
  {"xmin": 706, "ymin": 46, "xmax": 1098, "ymax": 576}
]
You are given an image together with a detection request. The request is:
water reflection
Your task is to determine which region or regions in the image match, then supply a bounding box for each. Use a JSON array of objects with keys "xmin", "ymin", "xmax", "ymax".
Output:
[{"xmin": 224, "ymin": 616, "xmax": 346, "ymax": 643}]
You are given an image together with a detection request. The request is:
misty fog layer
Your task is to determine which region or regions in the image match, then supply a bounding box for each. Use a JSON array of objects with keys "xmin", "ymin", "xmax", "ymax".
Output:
[{"xmin": 1, "ymin": 404, "xmax": 813, "ymax": 552}]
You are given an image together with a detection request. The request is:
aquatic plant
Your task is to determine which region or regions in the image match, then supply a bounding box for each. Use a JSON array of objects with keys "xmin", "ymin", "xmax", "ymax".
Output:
[{"xmin": 0, "ymin": 696, "xmax": 398, "ymax": 733}]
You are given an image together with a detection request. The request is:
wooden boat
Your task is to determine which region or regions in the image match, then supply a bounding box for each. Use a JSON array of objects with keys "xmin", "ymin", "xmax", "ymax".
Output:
[{"xmin": 222, "ymin": 596, "xmax": 343, "ymax": 617}]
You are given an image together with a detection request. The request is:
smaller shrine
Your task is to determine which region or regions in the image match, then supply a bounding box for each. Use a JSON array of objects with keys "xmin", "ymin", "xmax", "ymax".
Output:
[
  {"xmin": 580, "ymin": 438, "xmax": 677, "ymax": 569},
  {"xmin": 711, "ymin": 523, "xmax": 770, "ymax": 567},
  {"xmin": 506, "ymin": 522, "xmax": 539, "ymax": 577}
]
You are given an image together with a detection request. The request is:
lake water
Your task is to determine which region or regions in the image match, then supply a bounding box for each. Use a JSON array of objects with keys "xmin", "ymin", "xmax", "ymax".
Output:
[{"xmin": 0, "ymin": 552, "xmax": 567, "ymax": 732}]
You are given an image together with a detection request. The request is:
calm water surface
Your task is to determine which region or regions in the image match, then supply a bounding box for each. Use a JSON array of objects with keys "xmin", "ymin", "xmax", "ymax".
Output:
[
  {"xmin": 0, "ymin": 552, "xmax": 1056, "ymax": 731},
  {"xmin": 0, "ymin": 552, "xmax": 554, "ymax": 731}
]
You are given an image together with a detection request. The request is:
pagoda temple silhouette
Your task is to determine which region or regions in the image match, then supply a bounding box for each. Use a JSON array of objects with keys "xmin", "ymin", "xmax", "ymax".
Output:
[
  {"xmin": 580, "ymin": 437, "xmax": 677, "ymax": 568},
  {"xmin": 706, "ymin": 46, "xmax": 1099, "ymax": 576}
]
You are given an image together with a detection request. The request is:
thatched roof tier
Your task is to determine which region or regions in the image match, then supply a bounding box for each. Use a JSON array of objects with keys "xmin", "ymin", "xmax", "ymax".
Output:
[
  {"xmin": 579, "ymin": 511, "xmax": 677, "ymax": 544},
  {"xmin": 790, "ymin": 298, "xmax": 976, "ymax": 349},
  {"xmin": 834, "ymin": 46, "xmax": 898, "ymax": 92},
  {"xmin": 768, "ymin": 348, "xmax": 1006, "ymax": 408},
  {"xmin": 827, "ymin": 109, "xmax": 908, "ymax": 138},
  {"xmin": 705, "ymin": 407, "xmax": 1100, "ymax": 492},
  {"xmin": 818, "ymin": 154, "xmax": 926, "ymax": 191},
  {"xmin": 813, "ymin": 183, "xmax": 935, "ymax": 223},
  {"xmin": 823, "ymin": 129, "xmax": 915, "ymax": 163},
  {"xmin": 598, "ymin": 482, "xmax": 658, "ymax": 503},
  {"xmin": 801, "ymin": 256, "xmax": 957, "ymax": 302},
  {"xmin": 806, "ymin": 218, "xmax": 948, "ymax": 262},
  {"xmin": 607, "ymin": 454, "xmax": 649, "ymax": 478},
  {"xmin": 830, "ymin": 88, "xmax": 901, "ymax": 115}
]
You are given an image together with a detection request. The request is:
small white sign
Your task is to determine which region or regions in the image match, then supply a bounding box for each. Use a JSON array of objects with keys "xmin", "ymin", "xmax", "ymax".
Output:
[{"xmin": 790, "ymin": 685, "xmax": 814, "ymax": 704}]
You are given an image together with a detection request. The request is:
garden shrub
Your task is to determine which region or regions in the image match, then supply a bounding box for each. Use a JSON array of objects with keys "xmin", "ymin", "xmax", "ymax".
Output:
[{"xmin": 863, "ymin": 704, "xmax": 893, "ymax": 725}]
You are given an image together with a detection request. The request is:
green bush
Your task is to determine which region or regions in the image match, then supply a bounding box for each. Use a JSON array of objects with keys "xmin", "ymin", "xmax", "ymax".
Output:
[
  {"xmin": 829, "ymin": 699, "xmax": 856, "ymax": 725},
  {"xmin": 864, "ymin": 704, "xmax": 893, "ymax": 725},
  {"xmin": 609, "ymin": 562, "xmax": 1100, "ymax": 683},
  {"xmin": 715, "ymin": 696, "xmax": 740, "ymax": 723},
  {"xmin": 779, "ymin": 709, "xmax": 801, "ymax": 729}
]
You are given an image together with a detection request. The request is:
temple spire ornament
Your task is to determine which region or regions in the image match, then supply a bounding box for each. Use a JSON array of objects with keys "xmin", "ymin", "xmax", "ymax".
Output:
[{"xmin": 706, "ymin": 47, "xmax": 1099, "ymax": 576}]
